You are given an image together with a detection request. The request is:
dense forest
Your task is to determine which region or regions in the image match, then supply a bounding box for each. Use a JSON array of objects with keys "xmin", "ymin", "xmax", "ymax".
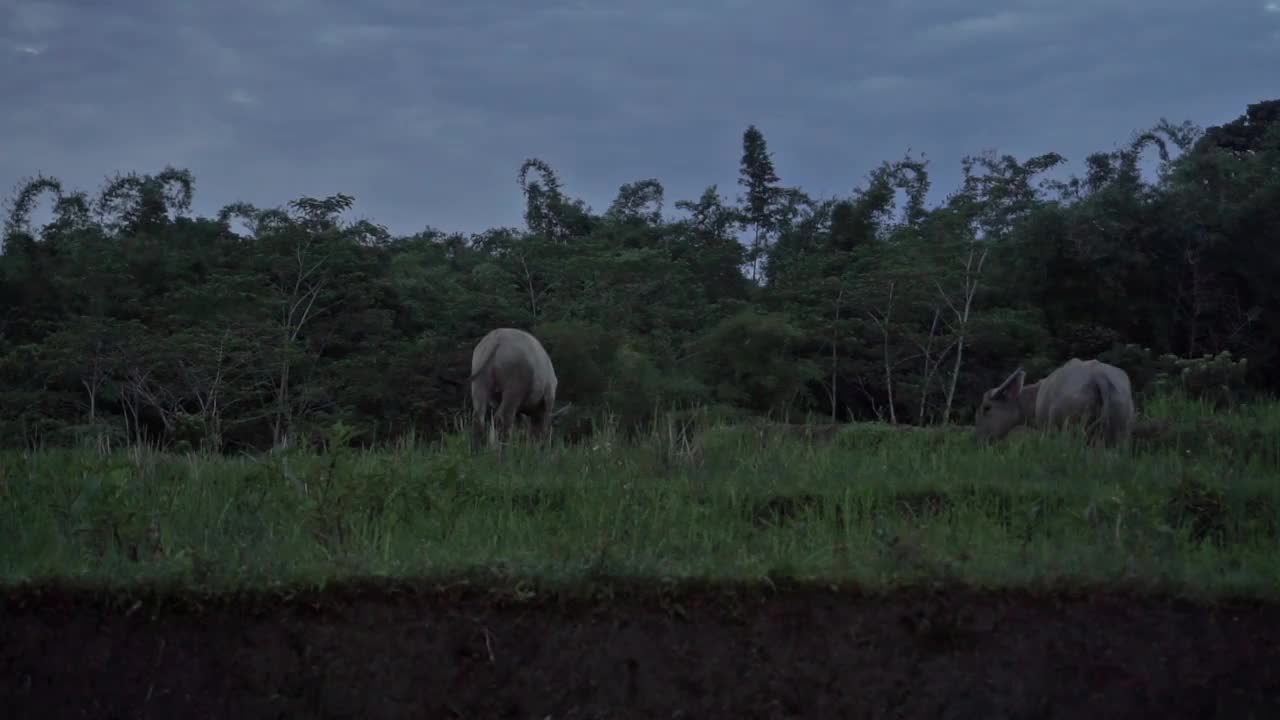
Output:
[{"xmin": 1, "ymin": 99, "xmax": 1276, "ymax": 452}]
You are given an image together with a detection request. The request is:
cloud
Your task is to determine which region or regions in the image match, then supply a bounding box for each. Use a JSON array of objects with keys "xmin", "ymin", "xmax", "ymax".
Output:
[
  {"xmin": 919, "ymin": 10, "xmax": 1045, "ymax": 44},
  {"xmin": 226, "ymin": 89, "xmax": 257, "ymax": 107},
  {"xmin": 1, "ymin": 0, "xmax": 1277, "ymax": 235},
  {"xmin": 9, "ymin": 1, "xmax": 65, "ymax": 35}
]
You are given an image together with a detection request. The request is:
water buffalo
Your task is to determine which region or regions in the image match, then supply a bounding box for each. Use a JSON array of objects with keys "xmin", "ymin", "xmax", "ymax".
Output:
[
  {"xmin": 468, "ymin": 327, "xmax": 569, "ymax": 444},
  {"xmin": 975, "ymin": 358, "xmax": 1135, "ymax": 447}
]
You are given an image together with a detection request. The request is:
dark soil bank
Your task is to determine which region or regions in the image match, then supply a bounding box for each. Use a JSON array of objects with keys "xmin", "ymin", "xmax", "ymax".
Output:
[{"xmin": 3, "ymin": 580, "xmax": 1280, "ymax": 719}]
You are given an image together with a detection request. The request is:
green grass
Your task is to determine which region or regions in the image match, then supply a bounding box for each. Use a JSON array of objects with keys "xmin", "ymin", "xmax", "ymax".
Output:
[{"xmin": 1, "ymin": 392, "xmax": 1277, "ymax": 599}]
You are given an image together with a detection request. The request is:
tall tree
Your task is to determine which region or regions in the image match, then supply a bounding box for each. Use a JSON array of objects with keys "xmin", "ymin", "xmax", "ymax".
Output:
[{"xmin": 737, "ymin": 125, "xmax": 782, "ymax": 282}]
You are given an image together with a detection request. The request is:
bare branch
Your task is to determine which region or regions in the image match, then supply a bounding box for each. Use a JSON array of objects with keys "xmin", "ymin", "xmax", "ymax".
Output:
[{"xmin": 865, "ymin": 280, "xmax": 898, "ymax": 424}]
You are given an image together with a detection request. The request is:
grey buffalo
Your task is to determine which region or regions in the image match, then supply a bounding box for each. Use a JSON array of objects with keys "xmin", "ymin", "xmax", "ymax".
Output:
[
  {"xmin": 975, "ymin": 358, "xmax": 1135, "ymax": 447},
  {"xmin": 468, "ymin": 327, "xmax": 569, "ymax": 444}
]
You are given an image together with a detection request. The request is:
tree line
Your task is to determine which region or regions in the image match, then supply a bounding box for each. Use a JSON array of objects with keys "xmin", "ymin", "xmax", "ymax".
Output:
[{"xmin": 1, "ymin": 99, "xmax": 1276, "ymax": 452}]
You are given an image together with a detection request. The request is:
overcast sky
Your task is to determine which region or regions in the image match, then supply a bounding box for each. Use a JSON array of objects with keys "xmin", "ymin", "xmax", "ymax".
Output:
[{"xmin": 2, "ymin": 0, "xmax": 1278, "ymax": 236}]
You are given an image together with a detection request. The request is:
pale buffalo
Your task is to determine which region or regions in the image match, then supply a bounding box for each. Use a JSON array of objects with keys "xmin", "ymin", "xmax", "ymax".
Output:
[
  {"xmin": 468, "ymin": 327, "xmax": 569, "ymax": 444},
  {"xmin": 975, "ymin": 358, "xmax": 1135, "ymax": 447}
]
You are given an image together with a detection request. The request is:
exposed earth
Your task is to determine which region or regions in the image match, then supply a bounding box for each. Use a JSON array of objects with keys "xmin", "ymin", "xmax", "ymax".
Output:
[{"xmin": 3, "ymin": 579, "xmax": 1279, "ymax": 719}]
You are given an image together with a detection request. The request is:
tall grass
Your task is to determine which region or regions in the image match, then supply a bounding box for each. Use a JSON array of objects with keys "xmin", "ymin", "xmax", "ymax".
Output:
[{"xmin": 0, "ymin": 392, "xmax": 1277, "ymax": 598}]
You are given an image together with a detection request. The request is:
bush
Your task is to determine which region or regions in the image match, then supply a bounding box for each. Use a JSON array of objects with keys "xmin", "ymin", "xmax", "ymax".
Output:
[{"xmin": 1103, "ymin": 344, "xmax": 1250, "ymax": 407}]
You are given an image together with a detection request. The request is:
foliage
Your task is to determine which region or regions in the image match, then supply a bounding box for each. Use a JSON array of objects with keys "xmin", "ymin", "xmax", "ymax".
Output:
[
  {"xmin": 2, "ymin": 99, "xmax": 1279, "ymax": 451},
  {"xmin": 1100, "ymin": 343, "xmax": 1252, "ymax": 406}
]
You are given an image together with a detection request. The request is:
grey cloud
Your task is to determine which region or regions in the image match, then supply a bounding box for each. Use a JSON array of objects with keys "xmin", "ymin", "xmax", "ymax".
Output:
[{"xmin": 1, "ymin": 0, "xmax": 1277, "ymax": 235}]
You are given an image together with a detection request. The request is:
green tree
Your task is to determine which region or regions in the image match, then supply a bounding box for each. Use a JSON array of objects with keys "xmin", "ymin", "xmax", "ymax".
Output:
[{"xmin": 737, "ymin": 125, "xmax": 783, "ymax": 282}]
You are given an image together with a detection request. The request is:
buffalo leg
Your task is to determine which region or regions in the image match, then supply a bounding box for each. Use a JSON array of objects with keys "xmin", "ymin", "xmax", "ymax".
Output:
[
  {"xmin": 469, "ymin": 384, "xmax": 492, "ymax": 448},
  {"xmin": 494, "ymin": 391, "xmax": 522, "ymax": 443},
  {"xmin": 531, "ymin": 408, "xmax": 551, "ymax": 443}
]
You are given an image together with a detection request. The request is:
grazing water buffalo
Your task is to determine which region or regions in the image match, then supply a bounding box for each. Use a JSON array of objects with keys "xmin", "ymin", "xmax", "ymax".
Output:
[
  {"xmin": 975, "ymin": 358, "xmax": 1135, "ymax": 447},
  {"xmin": 468, "ymin": 327, "xmax": 569, "ymax": 444}
]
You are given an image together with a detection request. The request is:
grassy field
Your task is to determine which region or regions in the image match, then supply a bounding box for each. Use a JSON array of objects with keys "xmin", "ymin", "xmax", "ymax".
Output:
[{"xmin": 2, "ymin": 392, "xmax": 1278, "ymax": 599}]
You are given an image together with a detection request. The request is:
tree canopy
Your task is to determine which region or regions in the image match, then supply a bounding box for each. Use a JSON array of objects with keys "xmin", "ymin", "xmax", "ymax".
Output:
[{"xmin": 2, "ymin": 100, "xmax": 1276, "ymax": 451}]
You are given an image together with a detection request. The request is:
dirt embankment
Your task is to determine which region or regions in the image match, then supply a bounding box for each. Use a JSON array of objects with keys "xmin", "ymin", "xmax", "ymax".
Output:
[{"xmin": 3, "ymin": 580, "xmax": 1279, "ymax": 719}]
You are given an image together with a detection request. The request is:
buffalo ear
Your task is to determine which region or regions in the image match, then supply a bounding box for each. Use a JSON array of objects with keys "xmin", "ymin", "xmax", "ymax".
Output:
[{"xmin": 991, "ymin": 368, "xmax": 1025, "ymax": 402}]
